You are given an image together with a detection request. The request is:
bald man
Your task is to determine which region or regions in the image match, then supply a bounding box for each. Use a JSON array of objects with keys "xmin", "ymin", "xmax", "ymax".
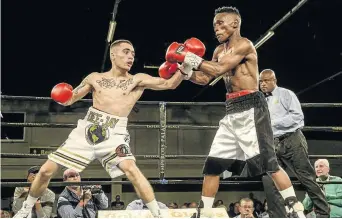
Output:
[
  {"xmin": 260, "ymin": 69, "xmax": 329, "ymax": 217},
  {"xmin": 303, "ymin": 159, "xmax": 342, "ymax": 217}
]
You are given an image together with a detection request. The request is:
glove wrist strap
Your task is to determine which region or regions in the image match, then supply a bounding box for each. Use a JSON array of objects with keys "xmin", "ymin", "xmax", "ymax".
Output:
[
  {"xmin": 184, "ymin": 52, "xmax": 203, "ymax": 70},
  {"xmin": 179, "ymin": 63, "xmax": 194, "ymax": 80}
]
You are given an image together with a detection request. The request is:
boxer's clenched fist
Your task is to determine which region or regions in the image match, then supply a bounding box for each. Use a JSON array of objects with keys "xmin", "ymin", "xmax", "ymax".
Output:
[
  {"xmin": 51, "ymin": 82, "xmax": 73, "ymax": 104},
  {"xmin": 159, "ymin": 61, "xmax": 179, "ymax": 79},
  {"xmin": 184, "ymin": 37, "xmax": 206, "ymax": 57},
  {"xmin": 165, "ymin": 38, "xmax": 205, "ymax": 69}
]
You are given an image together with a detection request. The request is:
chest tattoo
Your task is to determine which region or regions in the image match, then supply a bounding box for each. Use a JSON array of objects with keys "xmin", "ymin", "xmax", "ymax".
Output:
[{"xmin": 96, "ymin": 78, "xmax": 133, "ymax": 90}]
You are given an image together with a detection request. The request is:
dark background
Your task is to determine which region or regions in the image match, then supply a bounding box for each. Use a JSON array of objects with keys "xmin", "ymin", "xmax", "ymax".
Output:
[{"xmin": 2, "ymin": 0, "xmax": 342, "ymax": 138}]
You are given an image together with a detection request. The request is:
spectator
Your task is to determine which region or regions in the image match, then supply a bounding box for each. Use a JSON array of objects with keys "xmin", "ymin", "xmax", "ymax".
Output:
[
  {"xmin": 303, "ymin": 159, "xmax": 342, "ymax": 218},
  {"xmin": 231, "ymin": 202, "xmax": 240, "ymax": 217},
  {"xmin": 235, "ymin": 198, "xmax": 254, "ymax": 218},
  {"xmin": 254, "ymin": 201, "xmax": 264, "ymax": 218},
  {"xmin": 57, "ymin": 169, "xmax": 108, "ymax": 218},
  {"xmin": 111, "ymin": 195, "xmax": 125, "ymax": 210},
  {"xmin": 12, "ymin": 166, "xmax": 55, "ymax": 218},
  {"xmin": 228, "ymin": 203, "xmax": 235, "ymax": 217},
  {"xmin": 1, "ymin": 209, "xmax": 12, "ymax": 218},
  {"xmin": 214, "ymin": 200, "xmax": 224, "ymax": 207},
  {"xmin": 258, "ymin": 200, "xmax": 269, "ymax": 218},
  {"xmin": 126, "ymin": 199, "xmax": 168, "ymax": 210},
  {"xmin": 249, "ymin": 193, "xmax": 262, "ymax": 207},
  {"xmin": 167, "ymin": 202, "xmax": 178, "ymax": 209},
  {"xmin": 188, "ymin": 202, "xmax": 198, "ymax": 208},
  {"xmin": 180, "ymin": 203, "xmax": 189, "ymax": 209}
]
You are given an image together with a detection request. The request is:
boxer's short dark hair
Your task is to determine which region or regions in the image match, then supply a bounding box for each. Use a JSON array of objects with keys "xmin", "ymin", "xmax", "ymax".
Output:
[
  {"xmin": 110, "ymin": 39, "xmax": 133, "ymax": 50},
  {"xmin": 215, "ymin": 6, "xmax": 241, "ymax": 17}
]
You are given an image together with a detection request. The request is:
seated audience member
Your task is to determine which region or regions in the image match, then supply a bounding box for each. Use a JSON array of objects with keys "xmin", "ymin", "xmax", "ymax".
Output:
[
  {"xmin": 167, "ymin": 202, "xmax": 178, "ymax": 209},
  {"xmin": 229, "ymin": 202, "xmax": 240, "ymax": 218},
  {"xmin": 1, "ymin": 209, "xmax": 12, "ymax": 218},
  {"xmin": 253, "ymin": 201, "xmax": 263, "ymax": 218},
  {"xmin": 126, "ymin": 199, "xmax": 168, "ymax": 210},
  {"xmin": 188, "ymin": 202, "xmax": 198, "ymax": 208},
  {"xmin": 235, "ymin": 198, "xmax": 254, "ymax": 218},
  {"xmin": 180, "ymin": 203, "xmax": 189, "ymax": 208},
  {"xmin": 303, "ymin": 159, "xmax": 342, "ymax": 218},
  {"xmin": 111, "ymin": 195, "xmax": 125, "ymax": 210},
  {"xmin": 57, "ymin": 169, "xmax": 108, "ymax": 218},
  {"xmin": 214, "ymin": 200, "xmax": 224, "ymax": 207},
  {"xmin": 12, "ymin": 166, "xmax": 55, "ymax": 218},
  {"xmin": 258, "ymin": 200, "xmax": 269, "ymax": 218}
]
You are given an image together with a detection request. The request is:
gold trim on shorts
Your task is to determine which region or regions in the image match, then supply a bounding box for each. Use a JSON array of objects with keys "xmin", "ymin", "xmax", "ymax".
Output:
[
  {"xmin": 48, "ymin": 154, "xmax": 84, "ymax": 172},
  {"xmin": 102, "ymin": 153, "xmax": 118, "ymax": 168},
  {"xmin": 53, "ymin": 151, "xmax": 88, "ymax": 168},
  {"xmin": 59, "ymin": 147, "xmax": 92, "ymax": 162}
]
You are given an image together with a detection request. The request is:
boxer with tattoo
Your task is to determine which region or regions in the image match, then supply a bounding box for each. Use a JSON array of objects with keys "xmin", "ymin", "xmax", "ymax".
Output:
[{"xmin": 14, "ymin": 39, "xmax": 184, "ymax": 218}]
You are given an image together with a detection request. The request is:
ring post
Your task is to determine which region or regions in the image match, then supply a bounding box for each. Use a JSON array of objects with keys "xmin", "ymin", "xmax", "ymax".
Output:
[{"xmin": 158, "ymin": 102, "xmax": 167, "ymax": 180}]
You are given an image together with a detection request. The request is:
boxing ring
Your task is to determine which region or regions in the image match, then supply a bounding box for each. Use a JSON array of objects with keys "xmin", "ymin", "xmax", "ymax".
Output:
[{"xmin": 1, "ymin": 95, "xmax": 342, "ymax": 189}]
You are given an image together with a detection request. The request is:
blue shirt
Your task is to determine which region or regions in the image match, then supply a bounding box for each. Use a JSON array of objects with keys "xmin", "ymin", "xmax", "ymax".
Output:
[{"xmin": 265, "ymin": 86, "xmax": 304, "ymax": 137}]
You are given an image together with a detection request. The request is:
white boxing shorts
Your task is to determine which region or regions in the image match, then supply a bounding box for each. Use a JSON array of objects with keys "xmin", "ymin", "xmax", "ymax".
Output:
[
  {"xmin": 48, "ymin": 107, "xmax": 135, "ymax": 178},
  {"xmin": 203, "ymin": 91, "xmax": 279, "ymax": 177}
]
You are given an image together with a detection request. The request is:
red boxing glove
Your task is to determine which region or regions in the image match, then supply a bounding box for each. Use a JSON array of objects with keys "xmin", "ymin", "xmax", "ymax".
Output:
[
  {"xmin": 184, "ymin": 37, "xmax": 206, "ymax": 57},
  {"xmin": 165, "ymin": 42, "xmax": 187, "ymax": 63},
  {"xmin": 51, "ymin": 82, "xmax": 73, "ymax": 104},
  {"xmin": 159, "ymin": 61, "xmax": 179, "ymax": 79},
  {"xmin": 165, "ymin": 38, "xmax": 205, "ymax": 70}
]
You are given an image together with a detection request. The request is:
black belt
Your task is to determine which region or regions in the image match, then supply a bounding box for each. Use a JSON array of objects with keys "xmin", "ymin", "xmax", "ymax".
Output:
[
  {"xmin": 274, "ymin": 132, "xmax": 293, "ymax": 142},
  {"xmin": 274, "ymin": 129, "xmax": 301, "ymax": 142}
]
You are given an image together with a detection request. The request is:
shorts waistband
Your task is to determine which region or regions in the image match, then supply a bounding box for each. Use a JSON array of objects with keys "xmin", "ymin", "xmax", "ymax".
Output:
[
  {"xmin": 226, "ymin": 91, "xmax": 266, "ymax": 114},
  {"xmin": 84, "ymin": 107, "xmax": 128, "ymax": 130},
  {"xmin": 226, "ymin": 90, "xmax": 256, "ymax": 99}
]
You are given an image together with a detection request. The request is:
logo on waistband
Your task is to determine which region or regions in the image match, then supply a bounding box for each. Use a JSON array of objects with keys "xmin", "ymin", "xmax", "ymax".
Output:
[
  {"xmin": 86, "ymin": 111, "xmax": 119, "ymax": 129},
  {"xmin": 85, "ymin": 124, "xmax": 110, "ymax": 145}
]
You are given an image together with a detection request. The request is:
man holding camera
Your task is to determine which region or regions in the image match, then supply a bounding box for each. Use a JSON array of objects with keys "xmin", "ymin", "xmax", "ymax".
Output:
[{"xmin": 57, "ymin": 169, "xmax": 108, "ymax": 218}]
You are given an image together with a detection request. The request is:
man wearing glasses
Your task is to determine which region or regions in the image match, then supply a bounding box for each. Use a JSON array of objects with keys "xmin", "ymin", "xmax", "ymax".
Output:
[
  {"xmin": 259, "ymin": 69, "xmax": 329, "ymax": 217},
  {"xmin": 234, "ymin": 198, "xmax": 254, "ymax": 218},
  {"xmin": 57, "ymin": 169, "xmax": 108, "ymax": 218}
]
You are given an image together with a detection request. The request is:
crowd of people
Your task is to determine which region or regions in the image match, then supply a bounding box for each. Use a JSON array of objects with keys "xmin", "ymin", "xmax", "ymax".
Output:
[{"xmin": 1, "ymin": 157, "xmax": 341, "ymax": 218}]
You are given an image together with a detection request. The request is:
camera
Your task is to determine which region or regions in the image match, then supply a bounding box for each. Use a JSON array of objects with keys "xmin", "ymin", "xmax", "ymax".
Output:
[{"xmin": 83, "ymin": 185, "xmax": 102, "ymax": 194}]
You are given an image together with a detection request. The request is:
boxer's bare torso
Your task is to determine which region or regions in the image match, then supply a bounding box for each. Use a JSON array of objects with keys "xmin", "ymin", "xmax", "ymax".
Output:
[
  {"xmin": 213, "ymin": 38, "xmax": 258, "ymax": 93},
  {"xmin": 190, "ymin": 39, "xmax": 259, "ymax": 94},
  {"xmin": 66, "ymin": 71, "xmax": 181, "ymax": 117},
  {"xmin": 90, "ymin": 72, "xmax": 143, "ymax": 117}
]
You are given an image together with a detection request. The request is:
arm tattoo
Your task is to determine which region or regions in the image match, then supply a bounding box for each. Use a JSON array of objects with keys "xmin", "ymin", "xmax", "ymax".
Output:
[
  {"xmin": 74, "ymin": 78, "xmax": 88, "ymax": 94},
  {"xmin": 96, "ymin": 78, "xmax": 133, "ymax": 90}
]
